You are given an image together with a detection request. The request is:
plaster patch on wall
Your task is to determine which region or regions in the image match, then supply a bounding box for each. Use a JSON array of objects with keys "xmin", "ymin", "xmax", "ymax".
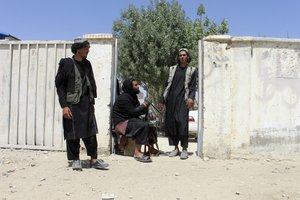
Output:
[
  {"xmin": 254, "ymin": 48, "xmax": 300, "ymax": 107},
  {"xmin": 204, "ymin": 140, "xmax": 232, "ymax": 159},
  {"xmin": 260, "ymin": 48, "xmax": 300, "ymax": 79},
  {"xmin": 205, "ymin": 43, "xmax": 230, "ymax": 78},
  {"xmin": 250, "ymin": 128, "xmax": 300, "ymax": 147}
]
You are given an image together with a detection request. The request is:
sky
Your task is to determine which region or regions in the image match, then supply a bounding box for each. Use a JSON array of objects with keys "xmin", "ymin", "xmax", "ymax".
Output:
[{"xmin": 1, "ymin": 0, "xmax": 300, "ymax": 41}]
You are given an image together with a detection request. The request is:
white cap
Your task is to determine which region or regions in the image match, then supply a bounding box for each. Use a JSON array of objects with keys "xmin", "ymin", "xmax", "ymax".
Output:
[{"xmin": 74, "ymin": 37, "xmax": 88, "ymax": 43}]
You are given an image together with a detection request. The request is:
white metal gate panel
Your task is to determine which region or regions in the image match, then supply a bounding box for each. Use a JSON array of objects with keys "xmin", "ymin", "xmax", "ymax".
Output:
[{"xmin": 0, "ymin": 41, "xmax": 72, "ymax": 150}]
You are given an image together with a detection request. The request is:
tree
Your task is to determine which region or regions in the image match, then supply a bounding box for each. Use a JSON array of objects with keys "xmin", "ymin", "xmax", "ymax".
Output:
[{"xmin": 113, "ymin": 0, "xmax": 228, "ymax": 102}]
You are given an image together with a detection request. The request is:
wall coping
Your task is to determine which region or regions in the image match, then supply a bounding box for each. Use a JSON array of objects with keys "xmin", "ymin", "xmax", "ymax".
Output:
[
  {"xmin": 0, "ymin": 33, "xmax": 115, "ymax": 44},
  {"xmin": 204, "ymin": 35, "xmax": 300, "ymax": 44}
]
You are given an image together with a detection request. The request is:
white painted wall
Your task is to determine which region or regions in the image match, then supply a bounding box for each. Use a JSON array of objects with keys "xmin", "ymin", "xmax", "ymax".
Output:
[
  {"xmin": 202, "ymin": 35, "xmax": 300, "ymax": 158},
  {"xmin": 0, "ymin": 35, "xmax": 116, "ymax": 154}
]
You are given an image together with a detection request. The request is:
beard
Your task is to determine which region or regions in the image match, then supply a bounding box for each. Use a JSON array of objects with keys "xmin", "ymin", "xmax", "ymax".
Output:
[{"xmin": 134, "ymin": 88, "xmax": 140, "ymax": 94}]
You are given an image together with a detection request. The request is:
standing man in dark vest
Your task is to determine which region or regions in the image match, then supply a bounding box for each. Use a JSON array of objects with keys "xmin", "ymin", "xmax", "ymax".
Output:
[
  {"xmin": 55, "ymin": 38, "xmax": 109, "ymax": 170},
  {"xmin": 160, "ymin": 48, "xmax": 197, "ymax": 159}
]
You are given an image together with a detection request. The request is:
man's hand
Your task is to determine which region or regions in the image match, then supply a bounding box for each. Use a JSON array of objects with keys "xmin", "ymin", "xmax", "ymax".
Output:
[
  {"xmin": 63, "ymin": 107, "xmax": 72, "ymax": 119},
  {"xmin": 186, "ymin": 98, "xmax": 194, "ymax": 109},
  {"xmin": 158, "ymin": 103, "xmax": 164, "ymax": 110},
  {"xmin": 91, "ymin": 105, "xmax": 95, "ymax": 113},
  {"xmin": 144, "ymin": 97, "xmax": 152, "ymax": 107}
]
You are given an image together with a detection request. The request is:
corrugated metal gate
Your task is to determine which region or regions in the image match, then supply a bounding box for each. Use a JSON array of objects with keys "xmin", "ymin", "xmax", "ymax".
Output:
[{"xmin": 0, "ymin": 41, "xmax": 73, "ymax": 150}]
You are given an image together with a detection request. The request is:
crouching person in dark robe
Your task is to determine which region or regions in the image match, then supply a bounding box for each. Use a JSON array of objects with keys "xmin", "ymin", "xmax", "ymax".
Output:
[
  {"xmin": 55, "ymin": 38, "xmax": 109, "ymax": 170},
  {"xmin": 112, "ymin": 78, "xmax": 152, "ymax": 163}
]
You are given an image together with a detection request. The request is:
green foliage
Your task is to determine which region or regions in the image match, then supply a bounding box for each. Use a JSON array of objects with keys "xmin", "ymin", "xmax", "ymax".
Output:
[
  {"xmin": 113, "ymin": 0, "xmax": 228, "ymax": 102},
  {"xmin": 197, "ymin": 4, "xmax": 205, "ymax": 16}
]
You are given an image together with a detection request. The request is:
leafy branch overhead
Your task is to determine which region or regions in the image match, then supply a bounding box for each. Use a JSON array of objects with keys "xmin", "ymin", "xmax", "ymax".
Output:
[{"xmin": 113, "ymin": 0, "xmax": 228, "ymax": 102}]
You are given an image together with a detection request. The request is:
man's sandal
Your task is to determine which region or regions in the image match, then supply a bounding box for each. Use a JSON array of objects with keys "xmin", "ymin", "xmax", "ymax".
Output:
[
  {"xmin": 90, "ymin": 159, "xmax": 109, "ymax": 169},
  {"xmin": 134, "ymin": 155, "xmax": 152, "ymax": 163},
  {"xmin": 72, "ymin": 160, "xmax": 82, "ymax": 171}
]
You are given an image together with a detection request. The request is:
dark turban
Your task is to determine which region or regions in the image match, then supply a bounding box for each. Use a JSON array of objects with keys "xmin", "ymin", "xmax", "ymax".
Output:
[
  {"xmin": 71, "ymin": 38, "xmax": 90, "ymax": 54},
  {"xmin": 122, "ymin": 78, "xmax": 140, "ymax": 106}
]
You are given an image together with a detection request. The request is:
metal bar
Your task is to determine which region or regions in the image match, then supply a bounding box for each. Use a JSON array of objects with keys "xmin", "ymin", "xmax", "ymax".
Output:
[
  {"xmin": 17, "ymin": 43, "xmax": 21, "ymax": 144},
  {"xmin": 25, "ymin": 43, "xmax": 30, "ymax": 144},
  {"xmin": 43, "ymin": 43, "xmax": 48, "ymax": 146},
  {"xmin": 53, "ymin": 43, "xmax": 58, "ymax": 147},
  {"xmin": 197, "ymin": 40, "xmax": 204, "ymax": 159},
  {"xmin": 8, "ymin": 44, "xmax": 13, "ymax": 144},
  {"xmin": 111, "ymin": 38, "xmax": 118, "ymax": 154},
  {"xmin": 34, "ymin": 44, "xmax": 39, "ymax": 145}
]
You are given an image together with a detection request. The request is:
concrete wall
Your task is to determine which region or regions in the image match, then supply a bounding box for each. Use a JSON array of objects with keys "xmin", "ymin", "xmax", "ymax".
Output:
[
  {"xmin": 0, "ymin": 34, "xmax": 116, "ymax": 154},
  {"xmin": 202, "ymin": 35, "xmax": 300, "ymax": 158}
]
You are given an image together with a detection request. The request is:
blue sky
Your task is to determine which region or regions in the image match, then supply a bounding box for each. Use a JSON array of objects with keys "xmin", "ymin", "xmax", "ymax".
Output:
[{"xmin": 1, "ymin": 0, "xmax": 299, "ymax": 40}]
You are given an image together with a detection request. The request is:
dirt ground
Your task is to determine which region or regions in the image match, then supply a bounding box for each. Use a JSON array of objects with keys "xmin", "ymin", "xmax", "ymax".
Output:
[{"xmin": 1, "ymin": 137, "xmax": 300, "ymax": 200}]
